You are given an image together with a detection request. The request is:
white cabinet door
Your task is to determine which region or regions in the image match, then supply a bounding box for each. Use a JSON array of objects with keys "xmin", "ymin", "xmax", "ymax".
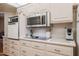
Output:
[
  {"xmin": 8, "ymin": 23, "xmax": 18, "ymax": 39},
  {"xmin": 51, "ymin": 3, "xmax": 73, "ymax": 23}
]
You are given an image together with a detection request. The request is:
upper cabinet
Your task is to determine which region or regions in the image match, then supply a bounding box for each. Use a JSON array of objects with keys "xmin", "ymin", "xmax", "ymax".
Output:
[
  {"xmin": 18, "ymin": 3, "xmax": 73, "ymax": 24},
  {"xmin": 50, "ymin": 3, "xmax": 73, "ymax": 23}
]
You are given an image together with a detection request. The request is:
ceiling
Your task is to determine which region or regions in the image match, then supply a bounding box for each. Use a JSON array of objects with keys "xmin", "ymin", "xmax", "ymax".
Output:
[
  {"xmin": 7, "ymin": 3, "xmax": 27, "ymax": 8},
  {"xmin": 0, "ymin": 0, "xmax": 27, "ymax": 7},
  {"xmin": 0, "ymin": 3, "xmax": 17, "ymax": 13}
]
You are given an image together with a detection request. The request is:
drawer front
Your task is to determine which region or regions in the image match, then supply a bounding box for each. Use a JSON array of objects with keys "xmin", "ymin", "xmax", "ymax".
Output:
[
  {"xmin": 20, "ymin": 46, "xmax": 45, "ymax": 56},
  {"xmin": 3, "ymin": 47, "xmax": 8, "ymax": 54},
  {"xmin": 3, "ymin": 46, "xmax": 10, "ymax": 55},
  {"xmin": 9, "ymin": 49, "xmax": 19, "ymax": 56},
  {"xmin": 3, "ymin": 39, "xmax": 10, "ymax": 45},
  {"xmin": 9, "ymin": 45, "xmax": 19, "ymax": 50},
  {"xmin": 29, "ymin": 41, "xmax": 46, "ymax": 50},
  {"xmin": 21, "ymin": 40, "xmax": 46, "ymax": 50},
  {"xmin": 45, "ymin": 44, "xmax": 73, "ymax": 56},
  {"xmin": 3, "ymin": 42, "xmax": 10, "ymax": 47},
  {"xmin": 9, "ymin": 40, "xmax": 19, "ymax": 45},
  {"xmin": 20, "ymin": 46, "xmax": 63, "ymax": 56},
  {"xmin": 20, "ymin": 47, "xmax": 35, "ymax": 56}
]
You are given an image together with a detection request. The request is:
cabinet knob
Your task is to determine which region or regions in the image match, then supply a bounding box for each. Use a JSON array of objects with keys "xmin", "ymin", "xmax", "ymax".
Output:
[{"xmin": 54, "ymin": 49, "xmax": 60, "ymax": 52}]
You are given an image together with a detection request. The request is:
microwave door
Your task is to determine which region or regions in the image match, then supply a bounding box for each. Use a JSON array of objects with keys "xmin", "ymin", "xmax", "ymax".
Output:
[{"xmin": 27, "ymin": 16, "xmax": 41, "ymax": 26}]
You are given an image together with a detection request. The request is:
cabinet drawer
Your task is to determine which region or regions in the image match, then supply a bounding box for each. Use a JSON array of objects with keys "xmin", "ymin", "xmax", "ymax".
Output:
[
  {"xmin": 3, "ymin": 39, "xmax": 10, "ymax": 44},
  {"xmin": 20, "ymin": 46, "xmax": 45, "ymax": 56},
  {"xmin": 9, "ymin": 45, "xmax": 19, "ymax": 50},
  {"xmin": 3, "ymin": 39, "xmax": 8, "ymax": 41},
  {"xmin": 21, "ymin": 40, "xmax": 46, "ymax": 50},
  {"xmin": 9, "ymin": 49, "xmax": 19, "ymax": 56},
  {"xmin": 9, "ymin": 40, "xmax": 19, "ymax": 45},
  {"xmin": 45, "ymin": 44, "xmax": 73, "ymax": 56},
  {"xmin": 3, "ymin": 47, "xmax": 10, "ymax": 55},
  {"xmin": 3, "ymin": 47, "xmax": 8, "ymax": 53},
  {"xmin": 3, "ymin": 42, "xmax": 10, "ymax": 47},
  {"xmin": 20, "ymin": 47, "xmax": 35, "ymax": 56},
  {"xmin": 20, "ymin": 46, "xmax": 62, "ymax": 56}
]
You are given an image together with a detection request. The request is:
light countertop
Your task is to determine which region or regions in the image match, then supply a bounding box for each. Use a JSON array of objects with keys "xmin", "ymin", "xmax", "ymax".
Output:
[
  {"xmin": 19, "ymin": 37, "xmax": 76, "ymax": 47},
  {"xmin": 3, "ymin": 36, "xmax": 76, "ymax": 47}
]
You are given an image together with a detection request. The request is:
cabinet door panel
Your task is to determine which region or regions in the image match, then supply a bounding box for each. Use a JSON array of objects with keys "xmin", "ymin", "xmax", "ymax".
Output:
[
  {"xmin": 50, "ymin": 3, "xmax": 72, "ymax": 23},
  {"xmin": 45, "ymin": 44, "xmax": 73, "ymax": 56}
]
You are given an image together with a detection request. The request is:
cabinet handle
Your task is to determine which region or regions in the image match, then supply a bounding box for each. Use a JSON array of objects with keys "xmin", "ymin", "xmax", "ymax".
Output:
[
  {"xmin": 54, "ymin": 49, "xmax": 61, "ymax": 52},
  {"xmin": 35, "ymin": 46, "xmax": 40, "ymax": 48}
]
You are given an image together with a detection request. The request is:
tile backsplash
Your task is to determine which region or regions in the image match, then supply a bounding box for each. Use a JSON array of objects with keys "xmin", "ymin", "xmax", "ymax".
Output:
[
  {"xmin": 51, "ymin": 23, "xmax": 72, "ymax": 41},
  {"xmin": 26, "ymin": 23, "xmax": 72, "ymax": 40},
  {"xmin": 26, "ymin": 27, "xmax": 51, "ymax": 39}
]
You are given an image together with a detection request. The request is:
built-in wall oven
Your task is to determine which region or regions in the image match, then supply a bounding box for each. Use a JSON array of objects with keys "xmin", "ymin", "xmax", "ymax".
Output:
[{"xmin": 26, "ymin": 12, "xmax": 50, "ymax": 27}]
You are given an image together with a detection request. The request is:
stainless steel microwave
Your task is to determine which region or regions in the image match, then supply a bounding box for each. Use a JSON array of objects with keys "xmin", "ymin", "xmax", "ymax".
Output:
[{"xmin": 26, "ymin": 12, "xmax": 50, "ymax": 27}]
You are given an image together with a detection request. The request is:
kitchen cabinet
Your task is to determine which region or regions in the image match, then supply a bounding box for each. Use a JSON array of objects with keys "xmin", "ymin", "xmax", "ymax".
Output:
[
  {"xmin": 20, "ymin": 46, "xmax": 46, "ymax": 56},
  {"xmin": 20, "ymin": 40, "xmax": 46, "ymax": 50},
  {"xmin": 50, "ymin": 3, "xmax": 73, "ymax": 23},
  {"xmin": 3, "ymin": 37, "xmax": 74, "ymax": 56},
  {"xmin": 3, "ymin": 38, "xmax": 10, "ymax": 55},
  {"xmin": 18, "ymin": 4, "xmax": 73, "ymax": 24},
  {"xmin": 45, "ymin": 43, "xmax": 73, "ymax": 55},
  {"xmin": 3, "ymin": 38, "xmax": 20, "ymax": 56},
  {"xmin": 20, "ymin": 39, "xmax": 74, "ymax": 56}
]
